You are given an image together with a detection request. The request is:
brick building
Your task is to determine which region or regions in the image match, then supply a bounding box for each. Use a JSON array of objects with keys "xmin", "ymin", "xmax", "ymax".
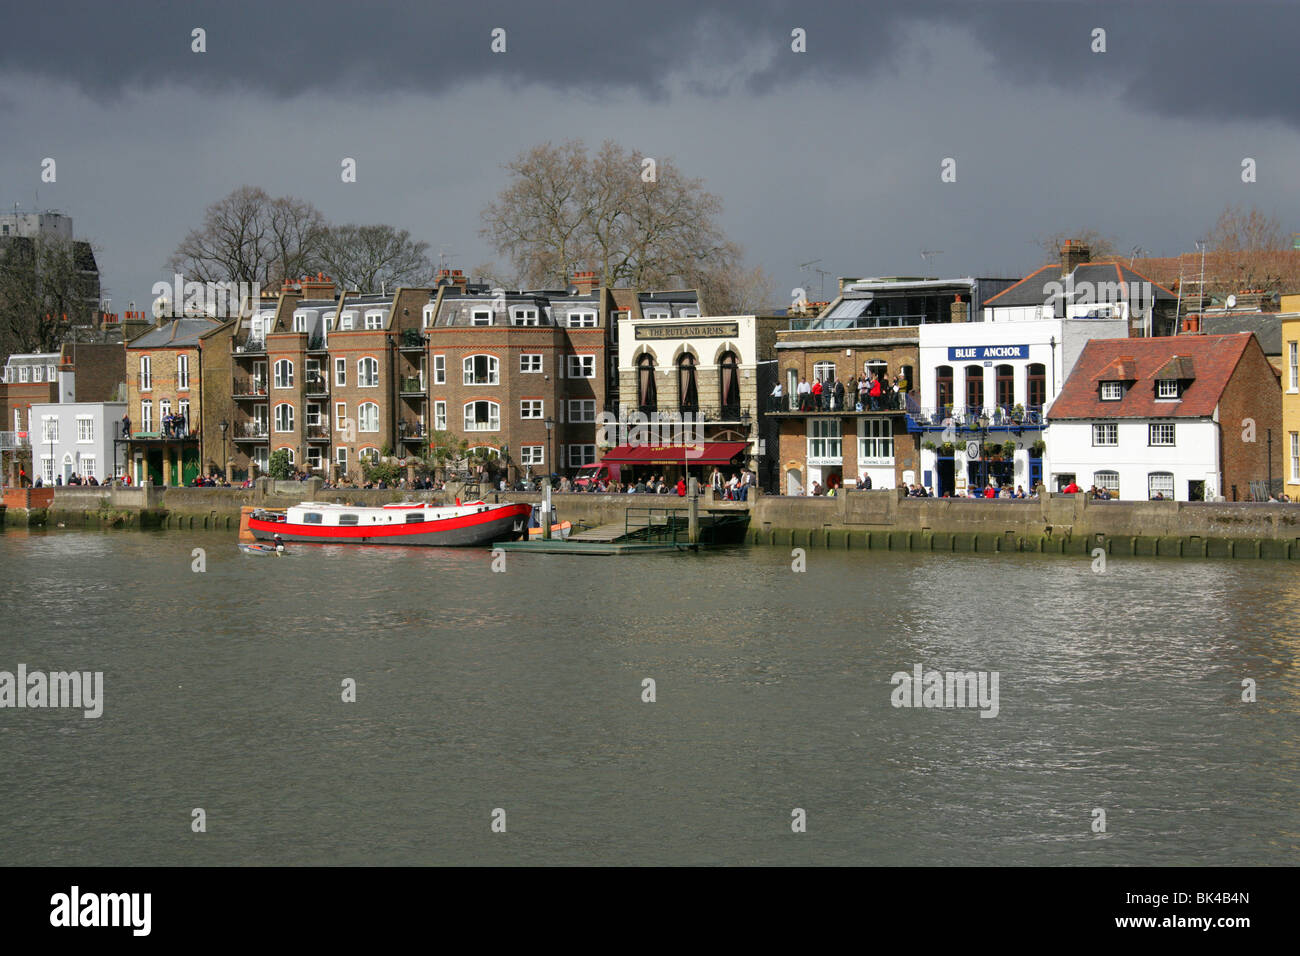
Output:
[{"xmin": 1047, "ymin": 332, "xmax": 1281, "ymax": 500}]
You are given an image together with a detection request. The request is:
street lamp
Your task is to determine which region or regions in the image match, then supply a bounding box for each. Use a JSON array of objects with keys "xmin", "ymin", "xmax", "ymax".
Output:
[
  {"xmin": 543, "ymin": 417, "xmax": 554, "ymax": 482},
  {"xmin": 219, "ymin": 419, "xmax": 228, "ymax": 481}
]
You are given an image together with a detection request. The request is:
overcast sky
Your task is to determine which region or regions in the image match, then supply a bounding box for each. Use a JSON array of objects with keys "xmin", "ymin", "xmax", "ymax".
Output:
[{"xmin": 3, "ymin": 0, "xmax": 1298, "ymax": 310}]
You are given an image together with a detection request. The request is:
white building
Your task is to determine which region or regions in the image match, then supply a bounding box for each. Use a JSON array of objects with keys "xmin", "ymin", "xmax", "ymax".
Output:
[
  {"xmin": 28, "ymin": 401, "xmax": 127, "ymax": 484},
  {"xmin": 915, "ymin": 318, "xmax": 1128, "ymax": 495}
]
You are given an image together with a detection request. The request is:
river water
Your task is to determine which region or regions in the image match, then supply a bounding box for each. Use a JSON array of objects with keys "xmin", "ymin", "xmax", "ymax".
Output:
[{"xmin": 1, "ymin": 528, "xmax": 1296, "ymax": 866}]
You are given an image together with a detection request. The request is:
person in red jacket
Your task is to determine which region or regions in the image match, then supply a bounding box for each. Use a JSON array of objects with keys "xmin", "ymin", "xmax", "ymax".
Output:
[
  {"xmin": 811, "ymin": 377, "xmax": 824, "ymax": 410},
  {"xmin": 676, "ymin": 477, "xmax": 686, "ymax": 496},
  {"xmin": 1062, "ymin": 480, "xmax": 1081, "ymax": 494}
]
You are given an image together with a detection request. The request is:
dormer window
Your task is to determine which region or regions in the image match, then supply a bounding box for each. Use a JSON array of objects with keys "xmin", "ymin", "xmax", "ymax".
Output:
[
  {"xmin": 511, "ymin": 307, "xmax": 539, "ymax": 326},
  {"xmin": 1100, "ymin": 381, "xmax": 1123, "ymax": 401},
  {"xmin": 471, "ymin": 309, "xmax": 492, "ymax": 326},
  {"xmin": 1156, "ymin": 379, "xmax": 1179, "ymax": 400}
]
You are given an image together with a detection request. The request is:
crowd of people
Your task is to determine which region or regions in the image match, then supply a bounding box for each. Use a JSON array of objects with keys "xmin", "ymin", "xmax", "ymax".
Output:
[{"xmin": 779, "ymin": 371, "xmax": 910, "ymax": 413}]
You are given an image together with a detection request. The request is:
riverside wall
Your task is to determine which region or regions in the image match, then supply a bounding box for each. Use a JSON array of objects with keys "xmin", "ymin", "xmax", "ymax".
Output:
[{"xmin": 6, "ymin": 484, "xmax": 1300, "ymax": 560}]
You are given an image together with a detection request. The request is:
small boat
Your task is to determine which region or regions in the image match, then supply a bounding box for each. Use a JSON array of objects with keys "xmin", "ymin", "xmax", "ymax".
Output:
[
  {"xmin": 248, "ymin": 500, "xmax": 532, "ymax": 547},
  {"xmin": 238, "ymin": 542, "xmax": 284, "ymax": 555},
  {"xmin": 528, "ymin": 520, "xmax": 572, "ymax": 540}
]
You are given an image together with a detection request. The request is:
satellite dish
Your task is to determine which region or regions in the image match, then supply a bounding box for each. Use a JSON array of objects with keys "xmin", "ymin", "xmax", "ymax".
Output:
[
  {"xmin": 566, "ymin": 284, "xmax": 580, "ymax": 297},
  {"xmin": 1226, "ymin": 294, "xmax": 1237, "ymax": 309},
  {"xmin": 152, "ymin": 296, "xmax": 171, "ymax": 320}
]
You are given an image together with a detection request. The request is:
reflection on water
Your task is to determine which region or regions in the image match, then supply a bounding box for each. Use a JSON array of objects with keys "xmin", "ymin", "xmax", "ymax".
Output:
[{"xmin": 0, "ymin": 528, "xmax": 1296, "ymax": 865}]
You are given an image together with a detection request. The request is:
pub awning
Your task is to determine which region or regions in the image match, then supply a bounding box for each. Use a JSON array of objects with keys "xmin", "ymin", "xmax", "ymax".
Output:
[{"xmin": 601, "ymin": 442, "xmax": 749, "ymax": 465}]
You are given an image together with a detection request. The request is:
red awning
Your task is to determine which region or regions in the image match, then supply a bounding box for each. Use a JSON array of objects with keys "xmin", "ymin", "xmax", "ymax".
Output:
[{"xmin": 601, "ymin": 442, "xmax": 749, "ymax": 465}]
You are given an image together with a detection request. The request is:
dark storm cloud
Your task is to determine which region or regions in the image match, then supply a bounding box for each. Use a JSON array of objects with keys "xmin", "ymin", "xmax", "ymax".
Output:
[{"xmin": 6, "ymin": 1, "xmax": 1300, "ymax": 128}]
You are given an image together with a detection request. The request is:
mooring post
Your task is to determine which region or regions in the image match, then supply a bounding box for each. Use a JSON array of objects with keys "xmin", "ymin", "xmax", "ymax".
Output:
[
  {"xmin": 542, "ymin": 479, "xmax": 552, "ymax": 540},
  {"xmin": 688, "ymin": 477, "xmax": 699, "ymax": 544}
]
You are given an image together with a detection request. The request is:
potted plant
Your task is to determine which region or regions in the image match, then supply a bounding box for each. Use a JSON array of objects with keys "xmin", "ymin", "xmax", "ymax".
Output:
[
  {"xmin": 1030, "ymin": 439, "xmax": 1046, "ymax": 457},
  {"xmin": 923, "ymin": 440, "xmax": 938, "ymax": 452},
  {"xmin": 1011, "ymin": 403, "xmax": 1025, "ymax": 422},
  {"xmin": 939, "ymin": 441, "xmax": 956, "ymax": 456},
  {"xmin": 1002, "ymin": 440, "xmax": 1018, "ymax": 459}
]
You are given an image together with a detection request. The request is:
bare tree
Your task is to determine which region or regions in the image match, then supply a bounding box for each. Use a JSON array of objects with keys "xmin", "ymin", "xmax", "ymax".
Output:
[
  {"xmin": 1201, "ymin": 204, "xmax": 1295, "ymax": 295},
  {"xmin": 1206, "ymin": 204, "xmax": 1285, "ymax": 253},
  {"xmin": 482, "ymin": 139, "xmax": 741, "ymax": 294},
  {"xmin": 167, "ymin": 186, "xmax": 326, "ymax": 287},
  {"xmin": 692, "ymin": 258, "xmax": 777, "ymax": 315},
  {"xmin": 319, "ymin": 224, "xmax": 434, "ymax": 292},
  {"xmin": 0, "ymin": 235, "xmax": 98, "ymax": 353},
  {"xmin": 1034, "ymin": 228, "xmax": 1121, "ymax": 262}
]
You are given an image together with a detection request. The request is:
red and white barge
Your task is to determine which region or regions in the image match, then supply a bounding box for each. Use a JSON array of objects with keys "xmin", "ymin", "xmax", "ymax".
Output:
[{"xmin": 248, "ymin": 500, "xmax": 532, "ymax": 547}]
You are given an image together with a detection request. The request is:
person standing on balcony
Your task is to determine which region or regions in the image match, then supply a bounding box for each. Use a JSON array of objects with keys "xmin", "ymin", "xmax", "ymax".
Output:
[
  {"xmin": 868, "ymin": 375, "xmax": 883, "ymax": 410},
  {"xmin": 833, "ymin": 378, "xmax": 845, "ymax": 413},
  {"xmin": 770, "ymin": 381, "xmax": 783, "ymax": 411},
  {"xmin": 797, "ymin": 377, "xmax": 812, "ymax": 410},
  {"xmin": 811, "ymin": 377, "xmax": 823, "ymax": 411}
]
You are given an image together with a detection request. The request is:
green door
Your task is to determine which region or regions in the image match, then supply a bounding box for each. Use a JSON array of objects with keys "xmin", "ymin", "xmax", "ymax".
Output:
[
  {"xmin": 147, "ymin": 449, "xmax": 164, "ymax": 485},
  {"xmin": 182, "ymin": 447, "xmax": 200, "ymax": 484}
]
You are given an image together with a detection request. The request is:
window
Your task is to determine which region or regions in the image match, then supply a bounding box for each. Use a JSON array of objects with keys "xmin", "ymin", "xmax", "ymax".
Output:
[
  {"xmin": 1027, "ymin": 363, "xmax": 1046, "ymax": 409},
  {"xmin": 1094, "ymin": 471, "xmax": 1120, "ymax": 495},
  {"xmin": 359, "ymin": 447, "xmax": 379, "ymax": 465},
  {"xmin": 304, "ymin": 512, "xmax": 324, "ymax": 524},
  {"xmin": 42, "ymin": 416, "xmax": 59, "ymax": 442},
  {"xmin": 808, "ymin": 419, "xmax": 842, "ymax": 461},
  {"xmin": 160, "ymin": 399, "xmax": 171, "ymax": 422},
  {"xmin": 405, "ymin": 512, "xmax": 425, "ymax": 523},
  {"xmin": 358, "ymin": 357, "xmax": 379, "ymax": 387},
  {"xmin": 520, "ymin": 353, "xmax": 542, "ymax": 373},
  {"xmin": 1148, "ymin": 472, "xmax": 1174, "ymax": 499},
  {"xmin": 719, "ymin": 352, "xmax": 740, "ymax": 414},
  {"xmin": 32, "ymin": 365, "xmax": 43, "ymax": 382},
  {"xmin": 335, "ymin": 403, "xmax": 348, "ymax": 429},
  {"xmin": 77, "ymin": 417, "xmax": 93, "ymax": 442},
  {"xmin": 858, "ymin": 419, "xmax": 894, "ymax": 463},
  {"xmin": 1290, "ymin": 342, "xmax": 1299, "ymax": 391},
  {"xmin": 178, "ymin": 354, "xmax": 190, "ymax": 390},
  {"xmin": 41, "ymin": 456, "xmax": 54, "ymax": 484},
  {"xmin": 279, "ymin": 447, "xmax": 296, "ymax": 465},
  {"xmin": 139, "ymin": 356, "xmax": 151, "ymax": 390},
  {"xmin": 306, "ymin": 404, "xmax": 322, "ymax": 427},
  {"xmin": 1149, "ymin": 423, "xmax": 1175, "ymax": 446},
  {"xmin": 566, "ymin": 311, "xmax": 597, "ymax": 328},
  {"xmin": 340, "ymin": 312, "xmax": 355, "ymax": 330},
  {"xmin": 643, "ymin": 307, "xmax": 671, "ymax": 319},
  {"xmin": 274, "ymin": 403, "xmax": 294, "ymax": 432},
  {"xmin": 274, "ymin": 359, "xmax": 294, "ymax": 389},
  {"xmin": 568, "ymin": 400, "xmax": 595, "ymax": 422},
  {"xmin": 358, "ymin": 402, "xmax": 379, "ymax": 432},
  {"xmin": 1092, "ymin": 423, "xmax": 1118, "ymax": 446},
  {"xmin": 568, "ymin": 355, "xmax": 596, "ymax": 379},
  {"xmin": 567, "ymin": 444, "xmax": 596, "ymax": 467},
  {"xmin": 464, "ymin": 401, "xmax": 500, "ymax": 431},
  {"xmin": 433, "ymin": 355, "xmax": 446, "ymax": 384},
  {"xmin": 1156, "ymin": 379, "xmax": 1179, "ymax": 399},
  {"xmin": 638, "ymin": 354, "xmax": 657, "ymax": 411},
  {"xmin": 179, "ymin": 400, "xmax": 189, "ymax": 426},
  {"xmin": 365, "ymin": 310, "xmax": 385, "ymax": 330},
  {"xmin": 995, "ymin": 364, "xmax": 1014, "ymax": 409},
  {"xmin": 336, "ymin": 447, "xmax": 348, "ymax": 473},
  {"xmin": 677, "ymin": 354, "xmax": 698, "ymax": 411},
  {"xmin": 47, "ymin": 364, "xmax": 55, "ymax": 380},
  {"xmin": 471, "ymin": 309, "xmax": 492, "ymax": 326},
  {"xmin": 293, "ymin": 312, "xmax": 307, "ymax": 333},
  {"xmin": 1100, "ymin": 381, "xmax": 1123, "ymax": 401},
  {"xmin": 335, "ymin": 358, "xmax": 346, "ymax": 387},
  {"xmin": 13, "ymin": 409, "xmax": 21, "ymax": 433},
  {"xmin": 521, "ymin": 400, "xmax": 544, "ymax": 419},
  {"xmin": 141, "ymin": 401, "xmax": 153, "ymax": 432},
  {"xmin": 964, "ymin": 365, "xmax": 983, "ymax": 411},
  {"xmin": 521, "ymin": 445, "xmax": 544, "ymax": 466},
  {"xmin": 511, "ymin": 307, "xmax": 539, "ymax": 326},
  {"xmin": 80, "ymin": 456, "xmax": 96, "ymax": 479},
  {"xmin": 936, "ymin": 365, "xmax": 954, "ymax": 410},
  {"xmin": 1292, "ymin": 432, "xmax": 1299, "ymax": 482},
  {"xmin": 463, "ymin": 354, "xmax": 499, "ymax": 385},
  {"xmin": 434, "ymin": 401, "xmax": 447, "ymax": 430},
  {"xmin": 338, "ymin": 513, "xmax": 359, "ymax": 526},
  {"xmin": 422, "ymin": 305, "xmax": 436, "ymax": 329},
  {"xmin": 812, "ymin": 360, "xmax": 837, "ymax": 385}
]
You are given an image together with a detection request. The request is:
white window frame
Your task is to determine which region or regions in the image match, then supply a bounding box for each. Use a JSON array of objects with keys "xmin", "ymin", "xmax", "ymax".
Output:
[
  {"xmin": 335, "ymin": 402, "xmax": 348, "ymax": 429},
  {"xmin": 464, "ymin": 400, "xmax": 500, "ymax": 432},
  {"xmin": 463, "ymin": 354, "xmax": 499, "ymax": 385},
  {"xmin": 139, "ymin": 356, "xmax": 151, "ymax": 390},
  {"xmin": 422, "ymin": 305, "xmax": 437, "ymax": 329},
  {"xmin": 520, "ymin": 400, "xmax": 544, "ymax": 419},
  {"xmin": 1148, "ymin": 472, "xmax": 1174, "ymax": 499},
  {"xmin": 32, "ymin": 365, "xmax": 43, "ymax": 382},
  {"xmin": 177, "ymin": 354, "xmax": 190, "ymax": 390},
  {"xmin": 1156, "ymin": 379, "xmax": 1179, "ymax": 399},
  {"xmin": 1149, "ymin": 423, "xmax": 1175, "ymax": 446},
  {"xmin": 340, "ymin": 311, "xmax": 356, "ymax": 330},
  {"xmin": 568, "ymin": 399, "xmax": 596, "ymax": 423},
  {"xmin": 857, "ymin": 418, "xmax": 894, "ymax": 463},
  {"xmin": 141, "ymin": 401, "xmax": 153, "ymax": 433},
  {"xmin": 471, "ymin": 309, "xmax": 492, "ymax": 326},
  {"xmin": 511, "ymin": 307, "xmax": 539, "ymax": 326},
  {"xmin": 433, "ymin": 354, "xmax": 446, "ymax": 384},
  {"xmin": 807, "ymin": 418, "xmax": 842, "ymax": 463},
  {"xmin": 365, "ymin": 309, "xmax": 385, "ymax": 330},
  {"xmin": 76, "ymin": 416, "xmax": 94, "ymax": 443},
  {"xmin": 1100, "ymin": 381, "xmax": 1122, "ymax": 401},
  {"xmin": 41, "ymin": 416, "xmax": 59, "ymax": 443},
  {"xmin": 434, "ymin": 401, "xmax": 447, "ymax": 431},
  {"xmin": 1291, "ymin": 431, "xmax": 1299, "ymax": 482},
  {"xmin": 19, "ymin": 365, "xmax": 29, "ymax": 383},
  {"xmin": 274, "ymin": 403, "xmax": 295, "ymax": 433},
  {"xmin": 567, "ymin": 444, "xmax": 596, "ymax": 467},
  {"xmin": 80, "ymin": 456, "xmax": 96, "ymax": 480},
  {"xmin": 335, "ymin": 357, "xmax": 346, "ymax": 387},
  {"xmin": 336, "ymin": 446, "xmax": 349, "ymax": 471},
  {"xmin": 274, "ymin": 359, "xmax": 294, "ymax": 389},
  {"xmin": 358, "ymin": 402, "xmax": 379, "ymax": 433},
  {"xmin": 567, "ymin": 354, "xmax": 595, "ymax": 378},
  {"xmin": 520, "ymin": 353, "xmax": 542, "ymax": 373},
  {"xmin": 1092, "ymin": 423, "xmax": 1118, "ymax": 446},
  {"xmin": 566, "ymin": 311, "xmax": 597, "ymax": 328},
  {"xmin": 520, "ymin": 445, "xmax": 544, "ymax": 466},
  {"xmin": 1290, "ymin": 341, "xmax": 1299, "ymax": 392},
  {"xmin": 358, "ymin": 357, "xmax": 379, "ymax": 388},
  {"xmin": 1094, "ymin": 471, "xmax": 1120, "ymax": 495}
]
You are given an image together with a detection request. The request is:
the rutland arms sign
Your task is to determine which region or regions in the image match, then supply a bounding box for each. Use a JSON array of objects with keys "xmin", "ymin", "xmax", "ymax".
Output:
[
  {"xmin": 635, "ymin": 322, "xmax": 739, "ymax": 340},
  {"xmin": 948, "ymin": 344, "xmax": 1029, "ymax": 361}
]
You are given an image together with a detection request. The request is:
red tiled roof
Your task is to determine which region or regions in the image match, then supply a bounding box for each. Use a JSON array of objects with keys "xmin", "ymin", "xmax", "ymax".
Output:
[{"xmin": 1049, "ymin": 333, "xmax": 1256, "ymax": 420}]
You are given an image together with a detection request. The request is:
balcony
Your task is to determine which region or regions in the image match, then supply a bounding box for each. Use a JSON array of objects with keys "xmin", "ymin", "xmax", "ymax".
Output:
[
  {"xmin": 911, "ymin": 404, "xmax": 1045, "ymax": 431},
  {"xmin": 398, "ymin": 421, "xmax": 426, "ymax": 442},
  {"xmin": 628, "ymin": 404, "xmax": 755, "ymax": 424},
  {"xmin": 400, "ymin": 377, "xmax": 426, "ymax": 395},
  {"xmin": 233, "ymin": 378, "xmax": 268, "ymax": 398},
  {"xmin": 768, "ymin": 393, "xmax": 920, "ymax": 417},
  {"xmin": 234, "ymin": 338, "xmax": 265, "ymax": 354},
  {"xmin": 233, "ymin": 422, "xmax": 269, "ymax": 440},
  {"xmin": 786, "ymin": 313, "xmax": 928, "ymax": 331},
  {"xmin": 305, "ymin": 423, "xmax": 330, "ymax": 440},
  {"xmin": 399, "ymin": 329, "xmax": 427, "ymax": 350},
  {"xmin": 307, "ymin": 336, "xmax": 327, "ymax": 352},
  {"xmin": 305, "ymin": 375, "xmax": 329, "ymax": 396}
]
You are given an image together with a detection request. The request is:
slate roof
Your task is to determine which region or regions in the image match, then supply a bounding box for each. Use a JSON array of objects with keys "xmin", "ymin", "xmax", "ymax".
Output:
[
  {"xmin": 127, "ymin": 317, "xmax": 223, "ymax": 348},
  {"xmin": 1196, "ymin": 312, "xmax": 1286, "ymax": 356},
  {"xmin": 985, "ymin": 262, "xmax": 1178, "ymax": 309},
  {"xmin": 1050, "ymin": 333, "xmax": 1255, "ymax": 420}
]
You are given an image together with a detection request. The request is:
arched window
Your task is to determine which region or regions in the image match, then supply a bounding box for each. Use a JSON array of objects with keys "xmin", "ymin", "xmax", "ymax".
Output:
[
  {"xmin": 274, "ymin": 359, "xmax": 294, "ymax": 389},
  {"xmin": 1148, "ymin": 472, "xmax": 1174, "ymax": 500},
  {"xmin": 1027, "ymin": 363, "xmax": 1046, "ymax": 412},
  {"xmin": 359, "ymin": 446, "xmax": 379, "ymax": 465},
  {"xmin": 274, "ymin": 403, "xmax": 294, "ymax": 432},
  {"xmin": 357, "ymin": 357, "xmax": 379, "ymax": 387},
  {"xmin": 678, "ymin": 354, "xmax": 698, "ymax": 413},
  {"xmin": 1094, "ymin": 471, "xmax": 1120, "ymax": 496},
  {"xmin": 719, "ymin": 351, "xmax": 740, "ymax": 417},
  {"xmin": 813, "ymin": 360, "xmax": 837, "ymax": 386},
  {"xmin": 463, "ymin": 354, "xmax": 499, "ymax": 385},
  {"xmin": 936, "ymin": 365, "xmax": 954, "ymax": 411},
  {"xmin": 358, "ymin": 402, "xmax": 379, "ymax": 432},
  {"xmin": 637, "ymin": 354, "xmax": 657, "ymax": 413},
  {"xmin": 996, "ymin": 364, "xmax": 1015, "ymax": 410},
  {"xmin": 464, "ymin": 401, "xmax": 500, "ymax": 431},
  {"xmin": 277, "ymin": 446, "xmax": 296, "ymax": 465},
  {"xmin": 965, "ymin": 364, "xmax": 984, "ymax": 413}
]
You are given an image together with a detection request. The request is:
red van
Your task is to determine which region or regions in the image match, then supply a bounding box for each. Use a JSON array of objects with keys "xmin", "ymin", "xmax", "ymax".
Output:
[{"xmin": 572, "ymin": 462, "xmax": 621, "ymax": 491}]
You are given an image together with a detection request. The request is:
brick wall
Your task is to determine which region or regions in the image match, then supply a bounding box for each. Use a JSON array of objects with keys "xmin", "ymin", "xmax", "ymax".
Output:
[{"xmin": 1218, "ymin": 335, "xmax": 1283, "ymax": 497}]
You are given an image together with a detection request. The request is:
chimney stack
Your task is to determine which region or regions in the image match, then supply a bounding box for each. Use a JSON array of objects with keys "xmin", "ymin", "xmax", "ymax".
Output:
[
  {"xmin": 950, "ymin": 294, "xmax": 969, "ymax": 323},
  {"xmin": 572, "ymin": 271, "xmax": 599, "ymax": 295},
  {"xmin": 437, "ymin": 269, "xmax": 468, "ymax": 289},
  {"xmin": 1061, "ymin": 238, "xmax": 1091, "ymax": 275},
  {"xmin": 299, "ymin": 273, "xmax": 334, "ymax": 300}
]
